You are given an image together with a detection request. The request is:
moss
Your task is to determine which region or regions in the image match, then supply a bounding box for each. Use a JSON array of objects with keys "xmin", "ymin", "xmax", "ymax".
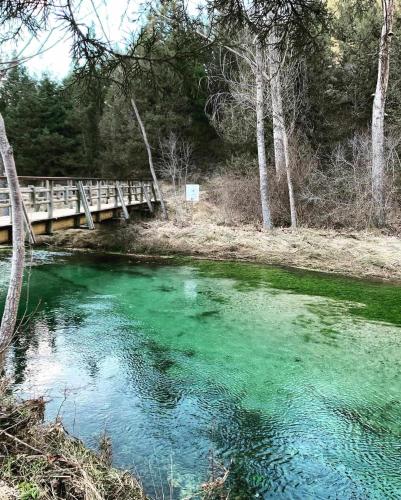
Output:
[{"xmin": 18, "ymin": 482, "xmax": 40, "ymax": 500}]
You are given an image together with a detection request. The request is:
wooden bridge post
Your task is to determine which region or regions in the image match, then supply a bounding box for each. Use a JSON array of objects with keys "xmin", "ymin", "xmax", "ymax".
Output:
[
  {"xmin": 22, "ymin": 199, "xmax": 36, "ymax": 244},
  {"xmin": 116, "ymin": 181, "xmax": 129, "ymax": 220},
  {"xmin": 46, "ymin": 179, "xmax": 54, "ymax": 234},
  {"xmin": 31, "ymin": 186, "xmax": 37, "ymax": 212},
  {"xmin": 151, "ymin": 182, "xmax": 157, "ymax": 201},
  {"xmin": 75, "ymin": 181, "xmax": 80, "ymax": 214},
  {"xmin": 69, "ymin": 179, "xmax": 73, "ymax": 209},
  {"xmin": 128, "ymin": 181, "xmax": 132, "ymax": 205},
  {"xmin": 107, "ymin": 183, "xmax": 111, "ymax": 205},
  {"xmin": 64, "ymin": 183, "xmax": 69, "ymax": 208},
  {"xmin": 77, "ymin": 180, "xmax": 95, "ymax": 230},
  {"xmin": 97, "ymin": 181, "xmax": 101, "ymax": 211},
  {"xmin": 140, "ymin": 182, "xmax": 144, "ymax": 203},
  {"xmin": 114, "ymin": 181, "xmax": 118, "ymax": 208},
  {"xmin": 74, "ymin": 180, "xmax": 80, "ymax": 227},
  {"xmin": 142, "ymin": 183, "xmax": 154, "ymax": 213},
  {"xmin": 86, "ymin": 181, "xmax": 90, "ymax": 207}
]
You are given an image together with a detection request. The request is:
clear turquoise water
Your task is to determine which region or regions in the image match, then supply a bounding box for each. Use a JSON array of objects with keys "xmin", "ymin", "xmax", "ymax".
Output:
[{"xmin": 2, "ymin": 250, "xmax": 401, "ymax": 498}]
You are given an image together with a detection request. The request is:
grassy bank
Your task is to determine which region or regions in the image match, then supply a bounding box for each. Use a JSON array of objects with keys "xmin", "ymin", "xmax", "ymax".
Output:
[
  {"xmin": 37, "ymin": 198, "xmax": 401, "ymax": 283},
  {"xmin": 32, "ymin": 179, "xmax": 401, "ymax": 283}
]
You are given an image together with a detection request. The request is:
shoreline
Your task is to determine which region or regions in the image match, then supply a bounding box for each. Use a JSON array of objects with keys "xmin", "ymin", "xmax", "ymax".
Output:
[
  {"xmin": 35, "ymin": 246, "xmax": 401, "ymax": 287},
  {"xmin": 35, "ymin": 222, "xmax": 401, "ymax": 285}
]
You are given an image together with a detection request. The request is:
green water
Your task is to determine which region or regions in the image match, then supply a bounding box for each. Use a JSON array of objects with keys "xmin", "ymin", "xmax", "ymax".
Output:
[{"xmin": 2, "ymin": 251, "xmax": 401, "ymax": 498}]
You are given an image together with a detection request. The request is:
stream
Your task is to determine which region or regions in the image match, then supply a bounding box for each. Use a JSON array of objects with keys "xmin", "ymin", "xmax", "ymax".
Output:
[{"xmin": 2, "ymin": 250, "xmax": 401, "ymax": 498}]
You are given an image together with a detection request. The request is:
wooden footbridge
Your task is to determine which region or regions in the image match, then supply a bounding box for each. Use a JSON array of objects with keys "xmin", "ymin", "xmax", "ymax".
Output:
[{"xmin": 0, "ymin": 176, "xmax": 158, "ymax": 244}]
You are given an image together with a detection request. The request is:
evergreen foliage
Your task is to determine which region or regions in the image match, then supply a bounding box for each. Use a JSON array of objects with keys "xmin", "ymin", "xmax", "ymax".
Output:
[{"xmin": 0, "ymin": 0, "xmax": 400, "ymax": 227}]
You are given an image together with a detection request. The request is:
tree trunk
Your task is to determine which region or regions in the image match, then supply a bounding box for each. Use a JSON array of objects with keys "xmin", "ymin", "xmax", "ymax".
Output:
[
  {"xmin": 255, "ymin": 41, "xmax": 273, "ymax": 230},
  {"xmin": 130, "ymin": 97, "xmax": 168, "ymax": 220},
  {"xmin": 267, "ymin": 32, "xmax": 287, "ymax": 179},
  {"xmin": 0, "ymin": 112, "xmax": 25, "ymax": 359},
  {"xmin": 283, "ymin": 130, "xmax": 297, "ymax": 228},
  {"xmin": 267, "ymin": 31, "xmax": 297, "ymax": 228},
  {"xmin": 371, "ymin": 0, "xmax": 395, "ymax": 227}
]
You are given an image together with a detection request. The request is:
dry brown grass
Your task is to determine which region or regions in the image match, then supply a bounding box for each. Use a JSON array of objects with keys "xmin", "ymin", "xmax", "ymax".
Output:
[
  {"xmin": 207, "ymin": 173, "xmax": 263, "ymax": 225},
  {"xmin": 39, "ymin": 197, "xmax": 401, "ymax": 283},
  {"xmin": 0, "ymin": 381, "xmax": 145, "ymax": 500}
]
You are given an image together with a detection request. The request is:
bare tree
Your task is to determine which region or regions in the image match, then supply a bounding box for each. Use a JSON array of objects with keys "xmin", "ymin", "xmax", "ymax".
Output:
[
  {"xmin": 371, "ymin": 0, "xmax": 395, "ymax": 227},
  {"xmin": 267, "ymin": 30, "xmax": 297, "ymax": 227},
  {"xmin": 255, "ymin": 40, "xmax": 273, "ymax": 229},
  {"xmin": 0, "ymin": 5, "xmax": 53, "ymax": 365},
  {"xmin": 207, "ymin": 31, "xmax": 299, "ymax": 228},
  {"xmin": 0, "ymin": 112, "xmax": 25, "ymax": 360},
  {"xmin": 158, "ymin": 132, "xmax": 193, "ymax": 195},
  {"xmin": 130, "ymin": 96, "xmax": 168, "ymax": 220}
]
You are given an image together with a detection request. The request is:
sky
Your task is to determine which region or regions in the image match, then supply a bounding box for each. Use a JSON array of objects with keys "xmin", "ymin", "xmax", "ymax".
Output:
[{"xmin": 2, "ymin": 0, "xmax": 201, "ymax": 80}]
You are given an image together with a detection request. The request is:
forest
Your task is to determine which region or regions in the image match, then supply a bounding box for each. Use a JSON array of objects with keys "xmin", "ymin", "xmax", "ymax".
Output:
[{"xmin": 1, "ymin": 0, "xmax": 400, "ymax": 230}]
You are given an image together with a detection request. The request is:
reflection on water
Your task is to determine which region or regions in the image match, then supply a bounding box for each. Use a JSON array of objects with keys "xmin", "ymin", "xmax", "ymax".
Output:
[{"xmin": 2, "ymin": 251, "xmax": 401, "ymax": 498}]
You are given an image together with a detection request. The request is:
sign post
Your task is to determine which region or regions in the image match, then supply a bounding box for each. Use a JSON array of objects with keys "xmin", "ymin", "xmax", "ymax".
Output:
[{"xmin": 185, "ymin": 184, "xmax": 200, "ymax": 202}]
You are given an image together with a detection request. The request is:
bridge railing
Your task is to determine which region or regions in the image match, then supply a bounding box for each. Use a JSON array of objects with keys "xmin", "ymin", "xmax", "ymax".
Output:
[{"xmin": 0, "ymin": 177, "xmax": 156, "ymax": 223}]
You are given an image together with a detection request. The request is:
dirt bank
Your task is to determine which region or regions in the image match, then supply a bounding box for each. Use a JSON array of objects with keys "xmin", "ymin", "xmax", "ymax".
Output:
[
  {"xmin": 0, "ymin": 379, "xmax": 144, "ymax": 500},
  {"xmin": 37, "ymin": 217, "xmax": 401, "ymax": 283}
]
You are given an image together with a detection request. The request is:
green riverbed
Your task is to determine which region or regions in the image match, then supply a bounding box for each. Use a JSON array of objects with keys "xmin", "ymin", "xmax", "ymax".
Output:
[{"xmin": 2, "ymin": 251, "xmax": 401, "ymax": 498}]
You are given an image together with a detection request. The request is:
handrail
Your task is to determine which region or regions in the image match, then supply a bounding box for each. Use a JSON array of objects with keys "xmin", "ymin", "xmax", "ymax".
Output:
[
  {"xmin": 0, "ymin": 178, "xmax": 157, "ymax": 233},
  {"xmin": 0, "ymin": 176, "xmax": 153, "ymax": 182}
]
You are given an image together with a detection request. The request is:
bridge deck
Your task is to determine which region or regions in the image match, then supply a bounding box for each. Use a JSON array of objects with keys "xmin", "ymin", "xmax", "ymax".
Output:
[
  {"xmin": 0, "ymin": 176, "xmax": 157, "ymax": 243},
  {"xmin": 0, "ymin": 200, "xmax": 150, "ymax": 228}
]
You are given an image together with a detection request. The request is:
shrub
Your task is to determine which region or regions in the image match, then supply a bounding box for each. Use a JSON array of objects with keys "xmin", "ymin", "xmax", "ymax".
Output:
[
  {"xmin": 297, "ymin": 133, "xmax": 401, "ymax": 229},
  {"xmin": 207, "ymin": 133, "xmax": 401, "ymax": 230},
  {"xmin": 206, "ymin": 155, "xmax": 262, "ymax": 225}
]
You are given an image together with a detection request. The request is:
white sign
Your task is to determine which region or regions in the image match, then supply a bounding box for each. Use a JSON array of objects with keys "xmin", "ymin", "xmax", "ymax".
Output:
[{"xmin": 186, "ymin": 184, "xmax": 200, "ymax": 202}]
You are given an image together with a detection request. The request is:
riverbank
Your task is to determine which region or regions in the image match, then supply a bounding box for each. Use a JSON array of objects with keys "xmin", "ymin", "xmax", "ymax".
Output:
[
  {"xmin": 0, "ymin": 377, "xmax": 230, "ymax": 499},
  {"xmin": 0, "ymin": 379, "xmax": 145, "ymax": 500},
  {"xmin": 37, "ymin": 219, "xmax": 401, "ymax": 283}
]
